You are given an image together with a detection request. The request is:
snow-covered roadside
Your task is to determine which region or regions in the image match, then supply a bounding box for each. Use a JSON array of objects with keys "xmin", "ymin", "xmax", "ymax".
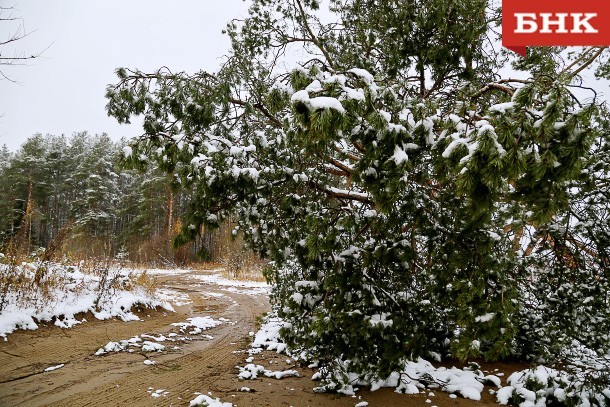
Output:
[
  {"xmin": 243, "ymin": 315, "xmax": 502, "ymax": 401},
  {"xmin": 245, "ymin": 315, "xmax": 610, "ymax": 406},
  {"xmin": 0, "ymin": 261, "xmax": 173, "ymax": 339}
]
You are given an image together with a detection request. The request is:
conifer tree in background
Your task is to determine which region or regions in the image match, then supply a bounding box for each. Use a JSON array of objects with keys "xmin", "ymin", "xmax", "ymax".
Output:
[
  {"xmin": 5, "ymin": 134, "xmax": 52, "ymax": 251},
  {"xmin": 0, "ymin": 145, "xmax": 15, "ymax": 241},
  {"xmin": 100, "ymin": 0, "xmax": 608, "ymax": 393},
  {"xmin": 0, "ymin": 133, "xmax": 192, "ymax": 263},
  {"xmin": 70, "ymin": 133, "xmax": 118, "ymax": 249}
]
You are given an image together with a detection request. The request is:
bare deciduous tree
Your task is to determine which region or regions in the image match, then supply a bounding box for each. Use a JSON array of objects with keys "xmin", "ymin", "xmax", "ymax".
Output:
[{"xmin": 0, "ymin": 4, "xmax": 47, "ymax": 82}]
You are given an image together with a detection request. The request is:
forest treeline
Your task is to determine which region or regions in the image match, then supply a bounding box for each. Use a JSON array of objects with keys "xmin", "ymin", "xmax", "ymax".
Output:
[{"xmin": 0, "ymin": 132, "xmax": 227, "ymax": 265}]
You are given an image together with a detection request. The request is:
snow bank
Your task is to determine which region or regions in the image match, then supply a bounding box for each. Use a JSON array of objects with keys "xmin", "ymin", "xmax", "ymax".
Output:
[{"xmin": 0, "ymin": 261, "xmax": 172, "ymax": 339}]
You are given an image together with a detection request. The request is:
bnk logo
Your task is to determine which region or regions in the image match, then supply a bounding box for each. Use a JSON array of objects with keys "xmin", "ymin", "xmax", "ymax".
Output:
[{"xmin": 502, "ymin": 0, "xmax": 610, "ymax": 56}]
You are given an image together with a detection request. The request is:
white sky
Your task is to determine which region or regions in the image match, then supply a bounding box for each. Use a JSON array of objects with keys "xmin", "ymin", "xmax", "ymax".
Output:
[
  {"xmin": 0, "ymin": 0, "xmax": 250, "ymax": 151},
  {"xmin": 1, "ymin": 2, "xmax": 607, "ymax": 152}
]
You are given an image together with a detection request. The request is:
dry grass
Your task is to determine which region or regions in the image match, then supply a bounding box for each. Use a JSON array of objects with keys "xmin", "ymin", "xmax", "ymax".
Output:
[
  {"xmin": 213, "ymin": 221, "xmax": 268, "ymax": 282},
  {"xmin": 0, "ymin": 242, "xmax": 159, "ymax": 314}
]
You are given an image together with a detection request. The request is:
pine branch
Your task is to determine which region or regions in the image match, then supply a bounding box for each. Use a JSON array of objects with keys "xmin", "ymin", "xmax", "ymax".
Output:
[{"xmin": 294, "ymin": 0, "xmax": 335, "ymax": 70}]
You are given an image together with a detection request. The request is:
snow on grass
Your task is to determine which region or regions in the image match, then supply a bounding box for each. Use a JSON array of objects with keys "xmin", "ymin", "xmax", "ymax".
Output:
[
  {"xmin": 190, "ymin": 393, "xmax": 233, "ymax": 407},
  {"xmin": 0, "ymin": 261, "xmax": 172, "ymax": 339}
]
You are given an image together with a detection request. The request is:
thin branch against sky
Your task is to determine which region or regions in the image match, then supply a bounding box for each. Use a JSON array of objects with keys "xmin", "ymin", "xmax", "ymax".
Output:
[{"xmin": 0, "ymin": 0, "xmax": 249, "ymax": 151}]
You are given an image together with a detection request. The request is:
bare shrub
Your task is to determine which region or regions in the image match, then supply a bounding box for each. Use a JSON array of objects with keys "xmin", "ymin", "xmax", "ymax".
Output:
[{"xmin": 214, "ymin": 221, "xmax": 266, "ymax": 281}]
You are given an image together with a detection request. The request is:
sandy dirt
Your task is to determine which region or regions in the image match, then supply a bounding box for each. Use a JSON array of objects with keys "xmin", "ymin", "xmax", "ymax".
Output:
[{"xmin": 0, "ymin": 268, "xmax": 526, "ymax": 406}]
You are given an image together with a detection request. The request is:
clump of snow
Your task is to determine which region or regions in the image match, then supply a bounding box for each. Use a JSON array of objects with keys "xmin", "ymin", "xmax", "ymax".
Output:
[
  {"xmin": 238, "ymin": 363, "xmax": 299, "ymax": 380},
  {"xmin": 489, "ymin": 102, "xmax": 515, "ymax": 114},
  {"xmin": 44, "ymin": 364, "xmax": 65, "ymax": 372},
  {"xmin": 0, "ymin": 261, "xmax": 172, "ymax": 339},
  {"xmin": 250, "ymin": 316, "xmax": 286, "ymax": 354},
  {"xmin": 391, "ymin": 146, "xmax": 409, "ymax": 165},
  {"xmin": 148, "ymin": 388, "xmax": 169, "ymax": 398},
  {"xmin": 291, "ymin": 90, "xmax": 345, "ymax": 114},
  {"xmin": 190, "ymin": 394, "xmax": 233, "ymax": 407},
  {"xmin": 142, "ymin": 341, "xmax": 165, "ymax": 352},
  {"xmin": 348, "ymin": 68, "xmax": 375, "ymax": 86}
]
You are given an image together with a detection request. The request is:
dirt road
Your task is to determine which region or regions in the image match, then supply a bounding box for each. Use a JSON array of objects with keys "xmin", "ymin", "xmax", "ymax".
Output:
[{"xmin": 0, "ymin": 268, "xmax": 517, "ymax": 407}]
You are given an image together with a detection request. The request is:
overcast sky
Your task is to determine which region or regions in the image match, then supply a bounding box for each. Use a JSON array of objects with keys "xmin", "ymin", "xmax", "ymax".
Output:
[
  {"xmin": 2, "ymin": 2, "xmax": 608, "ymax": 153},
  {"xmin": 0, "ymin": 0, "xmax": 250, "ymax": 151}
]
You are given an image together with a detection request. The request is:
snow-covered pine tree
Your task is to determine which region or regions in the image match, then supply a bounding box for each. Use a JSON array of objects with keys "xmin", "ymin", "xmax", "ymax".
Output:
[
  {"xmin": 69, "ymin": 133, "xmax": 120, "ymax": 253},
  {"xmin": 106, "ymin": 0, "xmax": 610, "ymax": 392}
]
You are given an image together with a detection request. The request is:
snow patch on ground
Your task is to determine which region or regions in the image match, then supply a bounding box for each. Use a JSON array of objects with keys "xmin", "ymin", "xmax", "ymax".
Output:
[
  {"xmin": 250, "ymin": 316, "xmax": 286, "ymax": 354},
  {"xmin": 172, "ymin": 316, "xmax": 228, "ymax": 335},
  {"xmin": 237, "ymin": 363, "xmax": 299, "ymax": 380},
  {"xmin": 190, "ymin": 393, "xmax": 233, "ymax": 406},
  {"xmin": 190, "ymin": 273, "xmax": 269, "ymax": 295},
  {"xmin": 156, "ymin": 288, "xmax": 193, "ymax": 306},
  {"xmin": 94, "ymin": 315, "xmax": 226, "ymax": 355},
  {"xmin": 143, "ymin": 268, "xmax": 223, "ymax": 276}
]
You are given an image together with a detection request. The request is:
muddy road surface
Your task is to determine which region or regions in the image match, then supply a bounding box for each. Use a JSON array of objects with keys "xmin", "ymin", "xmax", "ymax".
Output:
[{"xmin": 0, "ymin": 268, "xmax": 516, "ymax": 406}]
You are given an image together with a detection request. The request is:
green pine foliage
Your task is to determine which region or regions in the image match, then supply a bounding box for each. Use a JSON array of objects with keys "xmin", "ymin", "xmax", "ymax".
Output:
[{"xmin": 105, "ymin": 0, "xmax": 610, "ymax": 395}]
